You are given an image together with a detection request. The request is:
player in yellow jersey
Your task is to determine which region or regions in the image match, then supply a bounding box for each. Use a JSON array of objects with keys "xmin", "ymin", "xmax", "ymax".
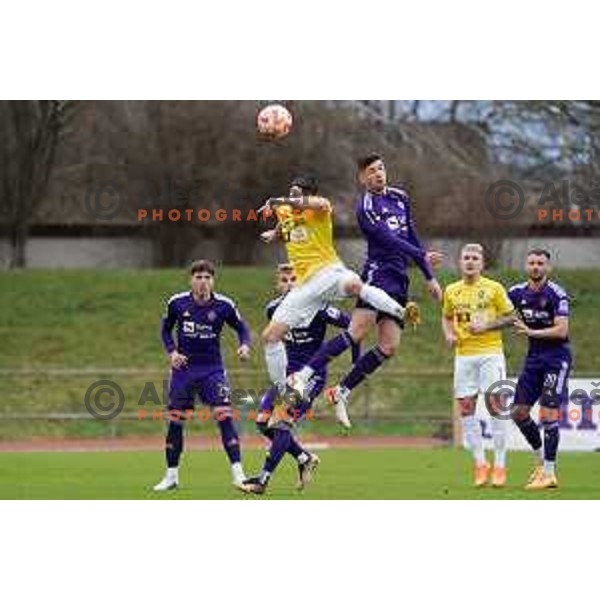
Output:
[
  {"xmin": 259, "ymin": 174, "xmax": 406, "ymax": 401},
  {"xmin": 442, "ymin": 243, "xmax": 515, "ymax": 487}
]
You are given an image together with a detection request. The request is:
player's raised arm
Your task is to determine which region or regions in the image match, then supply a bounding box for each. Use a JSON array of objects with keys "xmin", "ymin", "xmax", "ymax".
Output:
[{"xmin": 266, "ymin": 194, "xmax": 331, "ymax": 213}]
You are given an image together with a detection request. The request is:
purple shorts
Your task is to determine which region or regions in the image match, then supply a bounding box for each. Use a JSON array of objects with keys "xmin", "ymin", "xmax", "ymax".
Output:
[
  {"xmin": 168, "ymin": 367, "xmax": 230, "ymax": 411},
  {"xmin": 515, "ymin": 353, "xmax": 572, "ymax": 409},
  {"xmin": 356, "ymin": 262, "xmax": 408, "ymax": 326}
]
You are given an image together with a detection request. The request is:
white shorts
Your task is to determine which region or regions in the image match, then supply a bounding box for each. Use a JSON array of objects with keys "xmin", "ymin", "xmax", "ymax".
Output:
[
  {"xmin": 271, "ymin": 262, "xmax": 356, "ymax": 329},
  {"xmin": 453, "ymin": 353, "xmax": 506, "ymax": 399}
]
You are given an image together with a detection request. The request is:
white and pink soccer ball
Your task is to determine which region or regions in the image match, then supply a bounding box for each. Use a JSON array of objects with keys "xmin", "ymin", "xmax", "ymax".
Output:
[{"xmin": 257, "ymin": 104, "xmax": 293, "ymax": 139}]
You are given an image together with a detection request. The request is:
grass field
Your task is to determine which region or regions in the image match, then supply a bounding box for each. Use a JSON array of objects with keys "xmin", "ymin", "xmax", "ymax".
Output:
[
  {"xmin": 1, "ymin": 447, "xmax": 599, "ymax": 499},
  {"xmin": 1, "ymin": 267, "xmax": 599, "ymax": 440}
]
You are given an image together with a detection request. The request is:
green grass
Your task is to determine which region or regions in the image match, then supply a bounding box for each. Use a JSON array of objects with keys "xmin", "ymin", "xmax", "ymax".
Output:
[
  {"xmin": 0, "ymin": 447, "xmax": 599, "ymax": 499},
  {"xmin": 0, "ymin": 267, "xmax": 599, "ymax": 439}
]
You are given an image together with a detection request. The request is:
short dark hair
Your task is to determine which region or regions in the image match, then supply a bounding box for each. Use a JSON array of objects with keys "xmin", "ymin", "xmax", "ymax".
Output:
[
  {"xmin": 527, "ymin": 248, "xmax": 551, "ymax": 260},
  {"xmin": 190, "ymin": 259, "xmax": 216, "ymax": 276},
  {"xmin": 357, "ymin": 152, "xmax": 383, "ymax": 171},
  {"xmin": 277, "ymin": 263, "xmax": 294, "ymax": 273},
  {"xmin": 290, "ymin": 174, "xmax": 319, "ymax": 196}
]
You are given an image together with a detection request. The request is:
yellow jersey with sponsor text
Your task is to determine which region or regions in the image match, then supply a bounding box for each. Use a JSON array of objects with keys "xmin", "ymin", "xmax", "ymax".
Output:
[
  {"xmin": 442, "ymin": 276, "xmax": 514, "ymax": 356},
  {"xmin": 276, "ymin": 200, "xmax": 341, "ymax": 283}
]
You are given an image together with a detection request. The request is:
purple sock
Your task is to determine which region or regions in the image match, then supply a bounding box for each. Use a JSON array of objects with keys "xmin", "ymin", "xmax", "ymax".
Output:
[
  {"xmin": 307, "ymin": 331, "xmax": 353, "ymax": 372},
  {"xmin": 264, "ymin": 429, "xmax": 292, "ymax": 475},
  {"xmin": 341, "ymin": 347, "xmax": 389, "ymax": 391},
  {"xmin": 543, "ymin": 420, "xmax": 560, "ymax": 462},
  {"xmin": 216, "ymin": 417, "xmax": 241, "ymax": 464},
  {"xmin": 259, "ymin": 423, "xmax": 306, "ymax": 460}
]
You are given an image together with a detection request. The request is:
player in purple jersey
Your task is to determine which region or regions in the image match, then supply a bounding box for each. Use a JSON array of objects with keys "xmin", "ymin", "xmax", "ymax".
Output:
[
  {"xmin": 507, "ymin": 249, "xmax": 572, "ymax": 489},
  {"xmin": 288, "ymin": 153, "xmax": 443, "ymax": 427},
  {"xmin": 152, "ymin": 259, "xmax": 252, "ymax": 491},
  {"xmin": 242, "ymin": 264, "xmax": 359, "ymax": 495}
]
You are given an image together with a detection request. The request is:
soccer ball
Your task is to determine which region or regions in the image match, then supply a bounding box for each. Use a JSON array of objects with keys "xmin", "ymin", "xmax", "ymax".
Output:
[{"xmin": 257, "ymin": 104, "xmax": 293, "ymax": 139}]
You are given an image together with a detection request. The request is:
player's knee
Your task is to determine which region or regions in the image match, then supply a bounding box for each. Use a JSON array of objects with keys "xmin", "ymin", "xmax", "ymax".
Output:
[
  {"xmin": 348, "ymin": 322, "xmax": 369, "ymax": 342},
  {"xmin": 262, "ymin": 327, "xmax": 282, "ymax": 345},
  {"xmin": 457, "ymin": 398, "xmax": 476, "ymax": 417},
  {"xmin": 512, "ymin": 405, "xmax": 530, "ymax": 422},
  {"xmin": 343, "ymin": 276, "xmax": 363, "ymax": 297},
  {"xmin": 377, "ymin": 341, "xmax": 398, "ymax": 358}
]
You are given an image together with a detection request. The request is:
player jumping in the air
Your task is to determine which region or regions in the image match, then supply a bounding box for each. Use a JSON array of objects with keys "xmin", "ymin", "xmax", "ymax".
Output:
[
  {"xmin": 507, "ymin": 249, "xmax": 572, "ymax": 490},
  {"xmin": 241, "ymin": 264, "xmax": 360, "ymax": 495},
  {"xmin": 153, "ymin": 259, "xmax": 251, "ymax": 491},
  {"xmin": 258, "ymin": 173, "xmax": 407, "ymax": 405},
  {"xmin": 442, "ymin": 244, "xmax": 515, "ymax": 487},
  {"xmin": 287, "ymin": 154, "xmax": 443, "ymax": 427}
]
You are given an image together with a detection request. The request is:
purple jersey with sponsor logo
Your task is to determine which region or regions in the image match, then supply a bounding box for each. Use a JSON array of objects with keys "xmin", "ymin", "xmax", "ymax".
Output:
[
  {"xmin": 265, "ymin": 296, "xmax": 355, "ymax": 373},
  {"xmin": 356, "ymin": 186, "xmax": 433, "ymax": 283},
  {"xmin": 508, "ymin": 280, "xmax": 571, "ymax": 358},
  {"xmin": 161, "ymin": 291, "xmax": 251, "ymax": 371}
]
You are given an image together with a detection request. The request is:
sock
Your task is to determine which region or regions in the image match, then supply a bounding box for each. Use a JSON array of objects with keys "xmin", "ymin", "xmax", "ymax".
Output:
[
  {"xmin": 542, "ymin": 420, "xmax": 559, "ymax": 473},
  {"xmin": 359, "ymin": 284, "xmax": 404, "ymax": 319},
  {"xmin": 257, "ymin": 419, "xmax": 307, "ymax": 462},
  {"xmin": 462, "ymin": 415, "xmax": 486, "ymax": 465},
  {"xmin": 231, "ymin": 462, "xmax": 245, "ymax": 483},
  {"xmin": 515, "ymin": 417, "xmax": 543, "ymax": 458},
  {"xmin": 264, "ymin": 341, "xmax": 287, "ymax": 391},
  {"xmin": 263, "ymin": 428, "xmax": 292, "ymax": 479},
  {"xmin": 304, "ymin": 331, "xmax": 354, "ymax": 374},
  {"xmin": 216, "ymin": 416, "xmax": 241, "ymax": 465},
  {"xmin": 166, "ymin": 466, "xmax": 179, "ymax": 481},
  {"xmin": 165, "ymin": 420, "xmax": 184, "ymax": 468},
  {"xmin": 341, "ymin": 346, "xmax": 389, "ymax": 391},
  {"xmin": 490, "ymin": 417, "xmax": 507, "ymax": 469}
]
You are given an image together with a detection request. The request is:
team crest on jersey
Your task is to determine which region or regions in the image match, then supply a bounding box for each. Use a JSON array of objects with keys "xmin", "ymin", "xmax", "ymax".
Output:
[
  {"xmin": 290, "ymin": 226, "xmax": 309, "ymax": 243},
  {"xmin": 207, "ymin": 310, "xmax": 217, "ymax": 322},
  {"xmin": 183, "ymin": 321, "xmax": 195, "ymax": 333}
]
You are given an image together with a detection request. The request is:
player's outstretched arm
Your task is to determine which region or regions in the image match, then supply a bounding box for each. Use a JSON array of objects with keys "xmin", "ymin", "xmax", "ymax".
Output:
[
  {"xmin": 265, "ymin": 195, "xmax": 331, "ymax": 212},
  {"xmin": 469, "ymin": 312, "xmax": 517, "ymax": 334},
  {"xmin": 514, "ymin": 316, "xmax": 569, "ymax": 339}
]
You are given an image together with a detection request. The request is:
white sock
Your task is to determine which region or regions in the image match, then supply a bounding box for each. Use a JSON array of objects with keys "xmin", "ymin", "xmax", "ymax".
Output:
[
  {"xmin": 297, "ymin": 452, "xmax": 310, "ymax": 465},
  {"xmin": 265, "ymin": 341, "xmax": 288, "ymax": 391},
  {"xmin": 166, "ymin": 467, "xmax": 179, "ymax": 481},
  {"xmin": 297, "ymin": 365, "xmax": 314, "ymax": 384},
  {"xmin": 231, "ymin": 462, "xmax": 245, "ymax": 483},
  {"xmin": 544, "ymin": 460, "xmax": 555, "ymax": 477},
  {"xmin": 462, "ymin": 415, "xmax": 486, "ymax": 466},
  {"xmin": 359, "ymin": 284, "xmax": 404, "ymax": 319},
  {"xmin": 491, "ymin": 417, "xmax": 507, "ymax": 469},
  {"xmin": 259, "ymin": 470, "xmax": 271, "ymax": 485}
]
